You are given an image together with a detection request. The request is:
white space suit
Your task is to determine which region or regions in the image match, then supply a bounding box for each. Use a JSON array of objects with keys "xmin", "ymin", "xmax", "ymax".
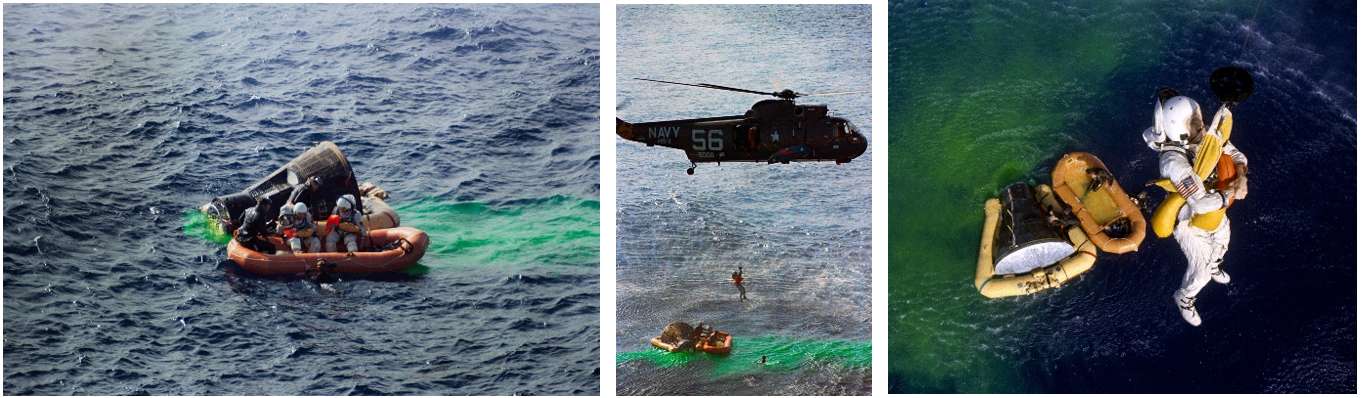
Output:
[
  {"xmin": 326, "ymin": 195, "xmax": 364, "ymax": 253},
  {"xmin": 1144, "ymin": 95, "xmax": 1248, "ymax": 326}
]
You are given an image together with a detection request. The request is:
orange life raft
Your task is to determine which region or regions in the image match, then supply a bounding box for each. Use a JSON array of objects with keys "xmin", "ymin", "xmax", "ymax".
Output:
[
  {"xmin": 1050, "ymin": 152, "xmax": 1147, "ymax": 254},
  {"xmin": 696, "ymin": 331, "xmax": 732, "ymax": 354},
  {"xmin": 228, "ymin": 227, "xmax": 429, "ymax": 274},
  {"xmin": 650, "ymin": 331, "xmax": 733, "ymax": 354}
]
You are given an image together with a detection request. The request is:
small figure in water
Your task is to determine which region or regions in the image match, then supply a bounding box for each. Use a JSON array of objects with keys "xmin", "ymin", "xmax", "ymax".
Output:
[
  {"xmin": 303, "ymin": 258, "xmax": 339, "ymax": 285},
  {"xmin": 732, "ymin": 267, "xmax": 747, "ymax": 300},
  {"xmin": 758, "ymin": 355, "xmax": 767, "ymax": 364}
]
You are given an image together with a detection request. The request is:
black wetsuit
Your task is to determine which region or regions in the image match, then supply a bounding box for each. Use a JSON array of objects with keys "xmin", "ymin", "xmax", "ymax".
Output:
[
  {"xmin": 235, "ymin": 206, "xmax": 276, "ymax": 254},
  {"xmin": 311, "ymin": 270, "xmax": 339, "ymax": 285}
]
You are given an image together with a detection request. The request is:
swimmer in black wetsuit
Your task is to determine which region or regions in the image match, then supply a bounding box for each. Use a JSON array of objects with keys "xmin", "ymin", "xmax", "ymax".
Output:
[
  {"xmin": 304, "ymin": 258, "xmax": 339, "ymax": 285},
  {"xmin": 235, "ymin": 197, "xmax": 277, "ymax": 254}
]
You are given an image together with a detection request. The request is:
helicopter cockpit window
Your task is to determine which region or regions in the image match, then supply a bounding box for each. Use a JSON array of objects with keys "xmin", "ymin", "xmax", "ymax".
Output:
[
  {"xmin": 837, "ymin": 122, "xmax": 847, "ymax": 137},
  {"xmin": 844, "ymin": 121, "xmax": 862, "ymax": 139}
]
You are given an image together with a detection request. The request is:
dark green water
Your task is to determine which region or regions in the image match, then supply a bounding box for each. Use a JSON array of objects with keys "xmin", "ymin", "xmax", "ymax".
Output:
[{"xmin": 889, "ymin": 0, "xmax": 1354, "ymax": 393}]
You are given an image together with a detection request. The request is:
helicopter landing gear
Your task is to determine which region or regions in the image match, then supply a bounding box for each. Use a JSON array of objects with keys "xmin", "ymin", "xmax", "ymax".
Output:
[{"xmin": 686, "ymin": 163, "xmax": 696, "ymax": 175}]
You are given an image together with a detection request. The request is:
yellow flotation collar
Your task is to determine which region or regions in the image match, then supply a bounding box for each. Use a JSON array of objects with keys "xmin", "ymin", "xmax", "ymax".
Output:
[
  {"xmin": 975, "ymin": 185, "xmax": 1100, "ymax": 298},
  {"xmin": 338, "ymin": 222, "xmax": 362, "ymax": 233},
  {"xmin": 1151, "ymin": 109, "xmax": 1234, "ymax": 237}
]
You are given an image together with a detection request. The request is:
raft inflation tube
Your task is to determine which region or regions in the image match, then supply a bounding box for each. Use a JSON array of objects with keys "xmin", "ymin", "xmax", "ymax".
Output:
[
  {"xmin": 650, "ymin": 331, "xmax": 733, "ymax": 354},
  {"xmin": 976, "ymin": 183, "xmax": 1098, "ymax": 298},
  {"xmin": 227, "ymin": 226, "xmax": 429, "ymax": 274},
  {"xmin": 201, "ymin": 142, "xmax": 399, "ymax": 234},
  {"xmin": 649, "ymin": 322, "xmax": 733, "ymax": 354},
  {"xmin": 1050, "ymin": 152, "xmax": 1147, "ymax": 253}
]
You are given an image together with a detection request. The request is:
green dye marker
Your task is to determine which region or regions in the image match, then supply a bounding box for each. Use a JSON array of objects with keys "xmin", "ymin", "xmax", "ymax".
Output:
[{"xmin": 619, "ymin": 336, "xmax": 870, "ymax": 376}]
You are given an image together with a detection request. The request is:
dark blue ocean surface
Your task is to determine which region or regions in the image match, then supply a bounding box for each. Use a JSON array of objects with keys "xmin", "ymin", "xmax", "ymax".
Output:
[
  {"xmin": 4, "ymin": 4, "xmax": 600, "ymax": 395},
  {"xmin": 888, "ymin": 0, "xmax": 1354, "ymax": 393},
  {"xmin": 616, "ymin": 5, "xmax": 872, "ymax": 395}
]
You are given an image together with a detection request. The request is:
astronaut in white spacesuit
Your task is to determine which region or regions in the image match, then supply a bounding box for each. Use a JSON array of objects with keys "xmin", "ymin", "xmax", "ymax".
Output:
[{"xmin": 1143, "ymin": 93, "xmax": 1249, "ymax": 327}]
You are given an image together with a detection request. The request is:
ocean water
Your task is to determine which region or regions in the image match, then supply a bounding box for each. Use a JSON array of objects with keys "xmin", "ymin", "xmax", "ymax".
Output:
[
  {"xmin": 888, "ymin": 0, "xmax": 1355, "ymax": 393},
  {"xmin": 4, "ymin": 4, "xmax": 601, "ymax": 395},
  {"xmin": 616, "ymin": 5, "xmax": 873, "ymax": 395}
]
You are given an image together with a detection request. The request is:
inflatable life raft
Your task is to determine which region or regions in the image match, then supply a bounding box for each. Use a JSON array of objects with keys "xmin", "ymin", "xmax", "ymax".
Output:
[
  {"xmin": 201, "ymin": 142, "xmax": 401, "ymax": 234},
  {"xmin": 976, "ymin": 183, "xmax": 1098, "ymax": 298},
  {"xmin": 228, "ymin": 227, "xmax": 429, "ymax": 275},
  {"xmin": 651, "ymin": 331, "xmax": 732, "ymax": 354},
  {"xmin": 1050, "ymin": 152, "xmax": 1146, "ymax": 254}
]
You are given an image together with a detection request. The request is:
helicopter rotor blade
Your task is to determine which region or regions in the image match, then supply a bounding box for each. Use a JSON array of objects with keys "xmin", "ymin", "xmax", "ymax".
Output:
[
  {"xmin": 799, "ymin": 89, "xmax": 872, "ymax": 97},
  {"xmin": 634, "ymin": 78, "xmax": 781, "ymax": 97}
]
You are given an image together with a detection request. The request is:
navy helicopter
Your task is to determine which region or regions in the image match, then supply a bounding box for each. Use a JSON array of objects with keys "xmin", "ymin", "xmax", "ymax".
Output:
[{"xmin": 617, "ymin": 78, "xmax": 869, "ymax": 175}]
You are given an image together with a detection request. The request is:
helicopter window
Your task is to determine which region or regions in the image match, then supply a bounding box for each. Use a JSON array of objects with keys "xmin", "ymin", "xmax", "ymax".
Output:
[
  {"xmin": 837, "ymin": 123, "xmax": 847, "ymax": 136},
  {"xmin": 794, "ymin": 107, "xmax": 804, "ymax": 116},
  {"xmin": 844, "ymin": 121, "xmax": 862, "ymax": 138}
]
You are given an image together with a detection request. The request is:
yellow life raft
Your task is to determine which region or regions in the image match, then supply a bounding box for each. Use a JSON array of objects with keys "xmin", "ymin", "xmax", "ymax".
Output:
[
  {"xmin": 976, "ymin": 184, "xmax": 1098, "ymax": 298},
  {"xmin": 1050, "ymin": 153, "xmax": 1147, "ymax": 254}
]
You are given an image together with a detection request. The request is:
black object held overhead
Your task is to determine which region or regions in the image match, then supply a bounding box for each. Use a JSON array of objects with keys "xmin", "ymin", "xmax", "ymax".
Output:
[{"xmin": 1209, "ymin": 66, "xmax": 1254, "ymax": 107}]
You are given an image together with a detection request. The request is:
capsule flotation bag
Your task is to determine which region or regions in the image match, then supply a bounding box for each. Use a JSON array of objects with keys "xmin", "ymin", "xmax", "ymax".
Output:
[{"xmin": 1151, "ymin": 108, "xmax": 1236, "ymax": 237}]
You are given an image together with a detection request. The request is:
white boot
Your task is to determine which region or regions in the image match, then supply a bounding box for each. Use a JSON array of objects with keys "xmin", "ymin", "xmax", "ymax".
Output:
[
  {"xmin": 1174, "ymin": 291, "xmax": 1201, "ymax": 327},
  {"xmin": 1210, "ymin": 259, "xmax": 1230, "ymax": 284}
]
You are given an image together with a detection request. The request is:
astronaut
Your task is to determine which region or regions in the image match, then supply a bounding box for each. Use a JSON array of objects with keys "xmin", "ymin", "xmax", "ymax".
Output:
[
  {"xmin": 1143, "ymin": 91, "xmax": 1249, "ymax": 326},
  {"xmin": 325, "ymin": 195, "xmax": 365, "ymax": 253},
  {"xmin": 279, "ymin": 203, "xmax": 321, "ymax": 253}
]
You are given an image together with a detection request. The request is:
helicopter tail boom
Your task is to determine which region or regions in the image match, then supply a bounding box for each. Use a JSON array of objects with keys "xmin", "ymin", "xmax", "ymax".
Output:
[{"xmin": 616, "ymin": 118, "xmax": 634, "ymax": 141}]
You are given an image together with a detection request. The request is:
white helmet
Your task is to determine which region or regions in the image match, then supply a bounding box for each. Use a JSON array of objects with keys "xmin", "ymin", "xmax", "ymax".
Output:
[
  {"xmin": 280, "ymin": 203, "xmax": 295, "ymax": 216},
  {"xmin": 1153, "ymin": 96, "xmax": 1203, "ymax": 147},
  {"xmin": 294, "ymin": 203, "xmax": 308, "ymax": 215},
  {"xmin": 337, "ymin": 195, "xmax": 354, "ymax": 211}
]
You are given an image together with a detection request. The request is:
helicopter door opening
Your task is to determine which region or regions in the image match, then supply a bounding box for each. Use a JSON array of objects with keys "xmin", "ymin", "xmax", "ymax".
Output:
[{"xmin": 736, "ymin": 124, "xmax": 760, "ymax": 151}]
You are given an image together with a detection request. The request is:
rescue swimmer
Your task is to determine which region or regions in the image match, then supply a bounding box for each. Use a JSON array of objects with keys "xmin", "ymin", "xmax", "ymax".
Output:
[{"xmin": 1142, "ymin": 88, "xmax": 1249, "ymax": 327}]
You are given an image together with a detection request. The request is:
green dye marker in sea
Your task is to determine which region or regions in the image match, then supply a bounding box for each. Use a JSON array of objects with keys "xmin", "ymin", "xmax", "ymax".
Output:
[
  {"xmin": 618, "ymin": 336, "xmax": 871, "ymax": 376},
  {"xmin": 182, "ymin": 209, "xmax": 232, "ymax": 245}
]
